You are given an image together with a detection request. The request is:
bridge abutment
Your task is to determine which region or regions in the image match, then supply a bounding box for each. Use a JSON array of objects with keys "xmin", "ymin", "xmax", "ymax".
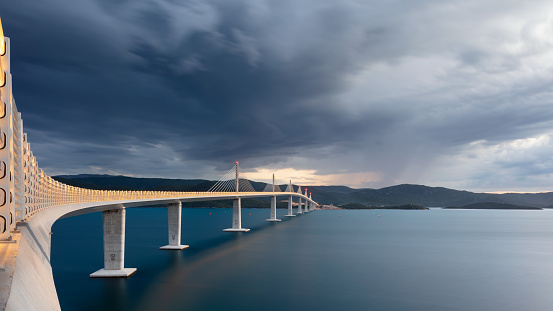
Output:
[
  {"xmin": 224, "ymin": 198, "xmax": 249, "ymax": 232},
  {"xmin": 160, "ymin": 202, "xmax": 189, "ymax": 250},
  {"xmin": 90, "ymin": 207, "xmax": 136, "ymax": 278}
]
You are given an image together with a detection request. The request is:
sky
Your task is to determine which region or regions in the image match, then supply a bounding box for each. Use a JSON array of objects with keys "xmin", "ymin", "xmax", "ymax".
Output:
[{"xmin": 1, "ymin": 0, "xmax": 553, "ymax": 192}]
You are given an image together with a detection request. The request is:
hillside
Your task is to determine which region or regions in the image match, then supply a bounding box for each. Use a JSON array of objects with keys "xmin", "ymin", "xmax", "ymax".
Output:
[
  {"xmin": 52, "ymin": 175, "xmax": 553, "ymax": 208},
  {"xmin": 349, "ymin": 184, "xmax": 502, "ymax": 207},
  {"xmin": 444, "ymin": 202, "xmax": 542, "ymax": 210},
  {"xmin": 340, "ymin": 203, "xmax": 428, "ymax": 210}
]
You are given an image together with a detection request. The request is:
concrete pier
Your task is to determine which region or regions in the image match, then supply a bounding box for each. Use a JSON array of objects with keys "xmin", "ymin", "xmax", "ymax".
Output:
[
  {"xmin": 297, "ymin": 197, "xmax": 303, "ymax": 214},
  {"xmin": 303, "ymin": 189, "xmax": 310, "ymax": 212},
  {"xmin": 266, "ymin": 195, "xmax": 281, "ymax": 222},
  {"xmin": 160, "ymin": 202, "xmax": 189, "ymax": 250},
  {"xmin": 90, "ymin": 207, "xmax": 136, "ymax": 278},
  {"xmin": 224, "ymin": 198, "xmax": 250, "ymax": 232},
  {"xmin": 284, "ymin": 195, "xmax": 295, "ymax": 217}
]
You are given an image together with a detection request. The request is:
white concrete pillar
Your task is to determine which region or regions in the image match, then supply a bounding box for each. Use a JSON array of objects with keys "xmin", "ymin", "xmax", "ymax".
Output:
[
  {"xmin": 224, "ymin": 198, "xmax": 250, "ymax": 232},
  {"xmin": 160, "ymin": 202, "xmax": 189, "ymax": 250},
  {"xmin": 90, "ymin": 207, "xmax": 136, "ymax": 277},
  {"xmin": 266, "ymin": 195, "xmax": 281, "ymax": 222},
  {"xmin": 303, "ymin": 189, "xmax": 310, "ymax": 213},
  {"xmin": 297, "ymin": 197, "xmax": 303, "ymax": 214},
  {"xmin": 284, "ymin": 195, "xmax": 295, "ymax": 217},
  {"xmin": 309, "ymin": 193, "xmax": 315, "ymax": 211}
]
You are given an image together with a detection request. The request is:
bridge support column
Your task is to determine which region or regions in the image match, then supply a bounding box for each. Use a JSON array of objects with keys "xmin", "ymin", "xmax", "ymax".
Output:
[
  {"xmin": 297, "ymin": 198, "xmax": 303, "ymax": 214},
  {"xmin": 160, "ymin": 202, "xmax": 189, "ymax": 250},
  {"xmin": 303, "ymin": 189, "xmax": 310, "ymax": 213},
  {"xmin": 266, "ymin": 195, "xmax": 281, "ymax": 222},
  {"xmin": 284, "ymin": 195, "xmax": 295, "ymax": 217},
  {"xmin": 90, "ymin": 207, "xmax": 136, "ymax": 278},
  {"xmin": 224, "ymin": 198, "xmax": 250, "ymax": 232}
]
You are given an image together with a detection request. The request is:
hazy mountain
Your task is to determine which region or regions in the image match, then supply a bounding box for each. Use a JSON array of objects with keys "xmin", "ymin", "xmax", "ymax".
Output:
[
  {"xmin": 310, "ymin": 186, "xmax": 362, "ymax": 194},
  {"xmin": 444, "ymin": 202, "xmax": 542, "ymax": 210}
]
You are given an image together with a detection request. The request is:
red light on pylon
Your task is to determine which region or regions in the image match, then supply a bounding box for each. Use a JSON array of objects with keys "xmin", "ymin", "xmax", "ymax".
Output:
[{"xmin": 235, "ymin": 161, "xmax": 238, "ymax": 164}]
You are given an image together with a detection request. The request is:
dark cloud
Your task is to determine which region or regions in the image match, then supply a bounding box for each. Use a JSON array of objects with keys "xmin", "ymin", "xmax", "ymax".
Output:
[{"xmin": 1, "ymin": 0, "xmax": 553, "ymax": 191}]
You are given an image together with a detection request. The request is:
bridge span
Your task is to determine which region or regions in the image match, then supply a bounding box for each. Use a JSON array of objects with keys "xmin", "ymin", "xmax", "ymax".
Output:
[{"xmin": 0, "ymin": 20, "xmax": 319, "ymax": 310}]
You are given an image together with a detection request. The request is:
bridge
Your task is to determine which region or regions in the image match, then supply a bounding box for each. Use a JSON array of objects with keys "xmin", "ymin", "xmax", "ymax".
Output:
[{"xmin": 0, "ymin": 21, "xmax": 318, "ymax": 310}]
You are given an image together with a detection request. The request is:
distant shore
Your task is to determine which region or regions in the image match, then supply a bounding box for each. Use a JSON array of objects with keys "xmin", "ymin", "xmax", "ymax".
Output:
[
  {"xmin": 443, "ymin": 202, "xmax": 542, "ymax": 210},
  {"xmin": 339, "ymin": 203, "xmax": 429, "ymax": 210}
]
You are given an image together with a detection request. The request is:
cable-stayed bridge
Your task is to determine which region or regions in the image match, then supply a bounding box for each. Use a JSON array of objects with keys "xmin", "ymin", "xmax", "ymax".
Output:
[{"xmin": 0, "ymin": 21, "xmax": 318, "ymax": 311}]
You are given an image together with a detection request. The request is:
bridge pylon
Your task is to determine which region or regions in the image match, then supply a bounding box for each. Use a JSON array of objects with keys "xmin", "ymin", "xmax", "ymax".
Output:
[
  {"xmin": 284, "ymin": 180, "xmax": 295, "ymax": 217},
  {"xmin": 296, "ymin": 185, "xmax": 303, "ymax": 214},
  {"xmin": 222, "ymin": 162, "xmax": 250, "ymax": 231},
  {"xmin": 266, "ymin": 174, "xmax": 281, "ymax": 222},
  {"xmin": 309, "ymin": 192, "xmax": 315, "ymax": 211},
  {"xmin": 303, "ymin": 188, "xmax": 310, "ymax": 213}
]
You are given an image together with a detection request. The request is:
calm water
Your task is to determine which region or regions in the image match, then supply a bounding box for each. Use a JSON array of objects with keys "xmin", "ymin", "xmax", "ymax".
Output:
[{"xmin": 51, "ymin": 208, "xmax": 553, "ymax": 311}]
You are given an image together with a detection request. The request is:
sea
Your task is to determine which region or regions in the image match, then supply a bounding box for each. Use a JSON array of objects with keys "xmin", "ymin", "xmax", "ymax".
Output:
[{"xmin": 51, "ymin": 207, "xmax": 553, "ymax": 311}]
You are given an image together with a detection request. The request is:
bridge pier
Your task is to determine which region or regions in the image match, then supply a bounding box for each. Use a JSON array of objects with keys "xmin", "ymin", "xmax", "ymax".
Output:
[
  {"xmin": 224, "ymin": 198, "xmax": 250, "ymax": 232},
  {"xmin": 303, "ymin": 189, "xmax": 310, "ymax": 213},
  {"xmin": 297, "ymin": 197, "xmax": 303, "ymax": 214},
  {"xmin": 284, "ymin": 195, "xmax": 295, "ymax": 217},
  {"xmin": 266, "ymin": 195, "xmax": 281, "ymax": 222},
  {"xmin": 160, "ymin": 202, "xmax": 189, "ymax": 250},
  {"xmin": 90, "ymin": 207, "xmax": 136, "ymax": 278}
]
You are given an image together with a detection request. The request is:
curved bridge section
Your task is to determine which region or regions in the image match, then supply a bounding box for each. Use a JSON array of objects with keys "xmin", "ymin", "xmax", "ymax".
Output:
[
  {"xmin": 0, "ymin": 28, "xmax": 317, "ymax": 241},
  {"xmin": 0, "ymin": 21, "xmax": 319, "ymax": 311}
]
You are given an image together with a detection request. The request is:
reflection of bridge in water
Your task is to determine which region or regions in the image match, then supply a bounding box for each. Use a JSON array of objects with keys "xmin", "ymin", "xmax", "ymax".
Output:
[{"xmin": 0, "ymin": 21, "xmax": 318, "ymax": 310}]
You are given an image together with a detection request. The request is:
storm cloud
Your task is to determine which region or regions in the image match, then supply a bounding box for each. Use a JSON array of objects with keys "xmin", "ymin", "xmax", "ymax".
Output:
[{"xmin": 1, "ymin": 0, "xmax": 553, "ymax": 192}]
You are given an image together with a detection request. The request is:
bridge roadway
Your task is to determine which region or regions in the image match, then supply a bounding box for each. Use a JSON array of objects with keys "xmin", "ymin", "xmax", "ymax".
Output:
[{"xmin": 1, "ymin": 192, "xmax": 317, "ymax": 311}]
